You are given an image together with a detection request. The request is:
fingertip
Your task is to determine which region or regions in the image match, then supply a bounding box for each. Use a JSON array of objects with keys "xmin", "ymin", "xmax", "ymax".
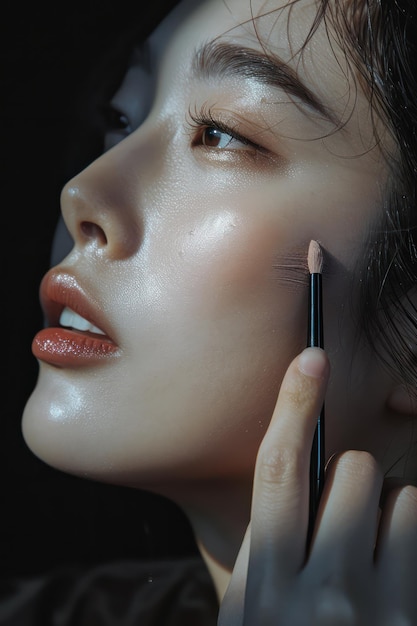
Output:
[{"xmin": 297, "ymin": 347, "xmax": 329, "ymax": 379}]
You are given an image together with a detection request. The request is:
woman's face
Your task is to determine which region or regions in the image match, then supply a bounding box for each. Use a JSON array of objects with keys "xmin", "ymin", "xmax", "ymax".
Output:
[{"xmin": 23, "ymin": 0, "xmax": 405, "ymax": 493}]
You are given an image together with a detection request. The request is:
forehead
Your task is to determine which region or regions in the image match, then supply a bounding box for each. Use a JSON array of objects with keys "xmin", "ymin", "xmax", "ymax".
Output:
[
  {"xmin": 162, "ymin": 0, "xmax": 364, "ymax": 115},
  {"xmin": 155, "ymin": 0, "xmax": 334, "ymax": 68}
]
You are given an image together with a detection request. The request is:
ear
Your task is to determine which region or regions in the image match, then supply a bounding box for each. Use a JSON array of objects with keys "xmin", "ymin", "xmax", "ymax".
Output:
[{"xmin": 386, "ymin": 383, "xmax": 417, "ymax": 416}]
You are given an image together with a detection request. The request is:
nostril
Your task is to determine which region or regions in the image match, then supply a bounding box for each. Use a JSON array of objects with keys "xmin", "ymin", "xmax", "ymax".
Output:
[{"xmin": 80, "ymin": 221, "xmax": 108, "ymax": 246}]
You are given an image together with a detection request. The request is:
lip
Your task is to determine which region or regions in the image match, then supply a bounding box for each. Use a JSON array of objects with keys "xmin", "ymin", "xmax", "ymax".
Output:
[{"xmin": 32, "ymin": 269, "xmax": 119, "ymax": 367}]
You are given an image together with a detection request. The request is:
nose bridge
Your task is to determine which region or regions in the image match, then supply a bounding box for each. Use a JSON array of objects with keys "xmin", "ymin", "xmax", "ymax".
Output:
[{"xmin": 61, "ymin": 133, "xmax": 150, "ymax": 260}]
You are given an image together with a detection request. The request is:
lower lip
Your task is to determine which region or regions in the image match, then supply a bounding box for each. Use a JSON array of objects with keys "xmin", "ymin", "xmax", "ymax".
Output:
[{"xmin": 32, "ymin": 328, "xmax": 119, "ymax": 367}]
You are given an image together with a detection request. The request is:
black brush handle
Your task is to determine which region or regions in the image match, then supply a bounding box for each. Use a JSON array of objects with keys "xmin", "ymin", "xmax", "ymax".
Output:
[
  {"xmin": 307, "ymin": 272, "xmax": 325, "ymax": 548},
  {"xmin": 308, "ymin": 273, "xmax": 323, "ymax": 348}
]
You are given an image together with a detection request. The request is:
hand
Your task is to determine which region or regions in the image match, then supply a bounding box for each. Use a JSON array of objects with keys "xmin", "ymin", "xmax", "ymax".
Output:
[{"xmin": 218, "ymin": 347, "xmax": 417, "ymax": 625}]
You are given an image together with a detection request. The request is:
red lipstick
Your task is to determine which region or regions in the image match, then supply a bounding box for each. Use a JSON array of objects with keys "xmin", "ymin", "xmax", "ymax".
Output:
[{"xmin": 32, "ymin": 270, "xmax": 119, "ymax": 367}]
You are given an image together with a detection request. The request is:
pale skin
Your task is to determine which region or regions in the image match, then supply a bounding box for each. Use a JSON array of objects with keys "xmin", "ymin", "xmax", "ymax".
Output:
[{"xmin": 22, "ymin": 0, "xmax": 417, "ymax": 623}]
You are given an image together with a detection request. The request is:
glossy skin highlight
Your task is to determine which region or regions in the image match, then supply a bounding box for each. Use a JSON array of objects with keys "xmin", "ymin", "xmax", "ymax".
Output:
[{"xmin": 22, "ymin": 0, "xmax": 416, "ymax": 574}]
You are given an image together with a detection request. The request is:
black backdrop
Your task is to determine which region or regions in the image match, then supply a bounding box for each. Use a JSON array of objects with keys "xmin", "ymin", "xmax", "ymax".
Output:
[{"xmin": 1, "ymin": 1, "xmax": 197, "ymax": 578}]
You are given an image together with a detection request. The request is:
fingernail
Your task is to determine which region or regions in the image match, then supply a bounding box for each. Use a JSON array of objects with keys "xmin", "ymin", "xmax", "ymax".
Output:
[{"xmin": 298, "ymin": 347, "xmax": 327, "ymax": 378}]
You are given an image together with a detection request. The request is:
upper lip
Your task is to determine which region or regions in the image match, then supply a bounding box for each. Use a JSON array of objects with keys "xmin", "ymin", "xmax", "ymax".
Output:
[{"xmin": 39, "ymin": 269, "xmax": 116, "ymax": 343}]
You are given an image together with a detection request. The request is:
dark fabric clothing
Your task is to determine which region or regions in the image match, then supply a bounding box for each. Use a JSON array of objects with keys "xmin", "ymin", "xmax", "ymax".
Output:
[{"xmin": 0, "ymin": 558, "xmax": 218, "ymax": 626}]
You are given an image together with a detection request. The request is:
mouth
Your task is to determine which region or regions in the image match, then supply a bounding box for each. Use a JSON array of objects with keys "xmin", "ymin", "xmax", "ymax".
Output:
[
  {"xmin": 59, "ymin": 306, "xmax": 106, "ymax": 336},
  {"xmin": 32, "ymin": 270, "xmax": 119, "ymax": 368}
]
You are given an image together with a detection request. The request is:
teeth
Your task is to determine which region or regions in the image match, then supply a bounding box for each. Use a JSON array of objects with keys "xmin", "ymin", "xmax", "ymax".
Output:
[{"xmin": 60, "ymin": 307, "xmax": 105, "ymax": 335}]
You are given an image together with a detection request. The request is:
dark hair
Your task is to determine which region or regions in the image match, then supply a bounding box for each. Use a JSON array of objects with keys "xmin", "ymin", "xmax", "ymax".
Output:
[{"xmin": 339, "ymin": 1, "xmax": 417, "ymax": 390}]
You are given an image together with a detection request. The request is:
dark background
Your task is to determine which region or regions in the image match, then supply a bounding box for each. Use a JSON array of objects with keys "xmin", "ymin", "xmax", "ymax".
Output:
[{"xmin": 1, "ymin": 1, "xmax": 197, "ymax": 579}]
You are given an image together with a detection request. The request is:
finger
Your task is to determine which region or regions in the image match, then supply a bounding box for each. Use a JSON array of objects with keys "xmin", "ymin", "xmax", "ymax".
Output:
[
  {"xmin": 376, "ymin": 484, "xmax": 417, "ymax": 618},
  {"xmin": 308, "ymin": 451, "xmax": 383, "ymax": 578},
  {"xmin": 248, "ymin": 347, "xmax": 330, "ymax": 584}
]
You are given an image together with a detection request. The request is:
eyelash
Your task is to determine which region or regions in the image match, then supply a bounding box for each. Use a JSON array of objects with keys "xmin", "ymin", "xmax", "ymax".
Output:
[{"xmin": 187, "ymin": 106, "xmax": 265, "ymax": 153}]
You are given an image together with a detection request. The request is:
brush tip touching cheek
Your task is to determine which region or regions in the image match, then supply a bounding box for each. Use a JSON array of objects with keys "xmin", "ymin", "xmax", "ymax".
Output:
[{"xmin": 308, "ymin": 240, "xmax": 324, "ymax": 275}]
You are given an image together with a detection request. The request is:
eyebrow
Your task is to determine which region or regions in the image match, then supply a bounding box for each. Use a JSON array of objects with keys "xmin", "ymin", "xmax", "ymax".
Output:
[{"xmin": 192, "ymin": 40, "xmax": 339, "ymax": 126}]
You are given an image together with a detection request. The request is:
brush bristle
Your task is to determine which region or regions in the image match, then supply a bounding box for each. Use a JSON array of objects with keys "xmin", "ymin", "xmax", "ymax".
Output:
[{"xmin": 307, "ymin": 240, "xmax": 323, "ymax": 274}]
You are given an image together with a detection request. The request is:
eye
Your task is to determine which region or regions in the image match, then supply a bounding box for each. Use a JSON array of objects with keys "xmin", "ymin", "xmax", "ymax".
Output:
[
  {"xmin": 98, "ymin": 103, "xmax": 134, "ymax": 151},
  {"xmin": 200, "ymin": 126, "xmax": 242, "ymax": 149},
  {"xmin": 99, "ymin": 103, "xmax": 132, "ymax": 134},
  {"xmin": 188, "ymin": 107, "xmax": 262, "ymax": 153}
]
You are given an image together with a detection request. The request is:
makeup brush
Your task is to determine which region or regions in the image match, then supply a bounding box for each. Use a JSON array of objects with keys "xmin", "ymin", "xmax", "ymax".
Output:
[{"xmin": 307, "ymin": 239, "xmax": 325, "ymax": 547}]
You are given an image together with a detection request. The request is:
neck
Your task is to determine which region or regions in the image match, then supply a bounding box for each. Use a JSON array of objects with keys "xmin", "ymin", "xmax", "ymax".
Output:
[
  {"xmin": 175, "ymin": 478, "xmax": 252, "ymax": 601},
  {"xmin": 197, "ymin": 541, "xmax": 233, "ymax": 601}
]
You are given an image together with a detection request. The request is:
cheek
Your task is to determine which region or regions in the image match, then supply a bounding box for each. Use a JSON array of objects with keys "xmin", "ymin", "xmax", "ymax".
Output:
[
  {"xmin": 158, "ymin": 196, "xmax": 309, "ymax": 323},
  {"xmin": 176, "ymin": 210, "xmax": 282, "ymax": 298},
  {"xmin": 137, "ymin": 203, "xmax": 307, "ymax": 378}
]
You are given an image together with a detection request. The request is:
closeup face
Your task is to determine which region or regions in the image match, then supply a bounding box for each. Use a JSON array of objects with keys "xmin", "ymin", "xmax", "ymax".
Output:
[{"xmin": 23, "ymin": 0, "xmax": 405, "ymax": 494}]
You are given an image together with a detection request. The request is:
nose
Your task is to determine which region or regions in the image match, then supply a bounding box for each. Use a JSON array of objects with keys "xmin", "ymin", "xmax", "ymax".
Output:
[{"xmin": 60, "ymin": 138, "xmax": 145, "ymax": 260}]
